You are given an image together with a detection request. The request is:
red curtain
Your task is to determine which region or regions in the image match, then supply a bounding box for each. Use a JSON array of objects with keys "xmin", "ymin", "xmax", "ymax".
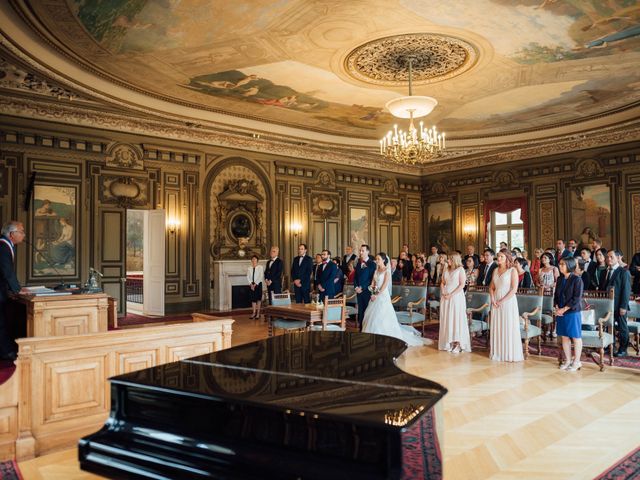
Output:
[{"xmin": 483, "ymin": 197, "xmax": 528, "ymax": 248}]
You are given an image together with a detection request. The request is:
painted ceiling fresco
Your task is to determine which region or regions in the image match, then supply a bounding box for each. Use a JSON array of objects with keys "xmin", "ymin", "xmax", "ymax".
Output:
[{"xmin": 33, "ymin": 0, "xmax": 640, "ymax": 138}]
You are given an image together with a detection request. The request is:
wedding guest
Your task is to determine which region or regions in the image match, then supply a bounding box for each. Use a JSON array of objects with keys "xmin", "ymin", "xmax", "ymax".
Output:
[
  {"xmin": 464, "ymin": 256, "xmax": 478, "ymax": 289},
  {"xmin": 555, "ymin": 239, "xmax": 572, "ymax": 264},
  {"xmin": 247, "ymin": 255, "xmax": 264, "ymax": 319},
  {"xmin": 426, "ymin": 246, "xmax": 439, "ymax": 274},
  {"xmin": 530, "ymin": 248, "xmax": 543, "ymax": 284},
  {"xmin": 591, "ymin": 238, "xmax": 603, "ymax": 258},
  {"xmin": 593, "ymin": 248, "xmax": 608, "ymax": 290},
  {"xmin": 515, "ymin": 257, "xmax": 533, "ymax": 288},
  {"xmin": 463, "ymin": 245, "xmax": 480, "ymax": 268},
  {"xmin": 511, "ymin": 247, "xmax": 523, "ymax": 259},
  {"xmin": 354, "ymin": 244, "xmax": 376, "ymax": 330},
  {"xmin": 575, "ymin": 258, "xmax": 591, "ymax": 290},
  {"xmin": 489, "ymin": 249, "xmax": 523, "ymax": 362},
  {"xmin": 539, "ymin": 252, "xmax": 559, "ymax": 289},
  {"xmin": 438, "ymin": 252, "xmax": 471, "ymax": 353},
  {"xmin": 394, "ymin": 259, "xmax": 405, "ymax": 283},
  {"xmin": 580, "ymin": 248, "xmax": 597, "ymax": 282},
  {"xmin": 477, "ymin": 248, "xmax": 497, "ymax": 286},
  {"xmin": 291, "ymin": 243, "xmax": 312, "ymax": 303},
  {"xmin": 332, "ymin": 256, "xmax": 344, "ymax": 294},
  {"xmin": 629, "ymin": 249, "xmax": 640, "ymax": 295},
  {"xmin": 411, "ymin": 257, "xmax": 428, "ymax": 285},
  {"xmin": 430, "ymin": 253, "xmax": 447, "ymax": 286},
  {"xmin": 346, "ymin": 260, "xmax": 356, "ymax": 283},
  {"xmin": 313, "ymin": 253, "xmax": 323, "ymax": 290},
  {"xmin": 317, "ymin": 249, "xmax": 338, "ymax": 302},
  {"xmin": 390, "ymin": 258, "xmax": 402, "ymax": 283},
  {"xmin": 605, "ymin": 250, "xmax": 632, "ymax": 357},
  {"xmin": 342, "ymin": 245, "xmax": 357, "ymax": 275},
  {"xmin": 399, "ymin": 251, "xmax": 413, "ymax": 280},
  {"xmin": 555, "ymin": 257, "xmax": 584, "ymax": 371},
  {"xmin": 499, "ymin": 241, "xmax": 508, "ymax": 250},
  {"xmin": 567, "ymin": 239, "xmax": 578, "ymax": 256},
  {"xmin": 264, "ymin": 246, "xmax": 283, "ymax": 299}
]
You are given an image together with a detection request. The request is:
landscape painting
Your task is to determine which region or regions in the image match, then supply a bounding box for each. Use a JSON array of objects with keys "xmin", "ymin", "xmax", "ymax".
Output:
[
  {"xmin": 571, "ymin": 184, "xmax": 612, "ymax": 251},
  {"xmin": 428, "ymin": 201, "xmax": 453, "ymax": 253},
  {"xmin": 31, "ymin": 185, "xmax": 77, "ymax": 278}
]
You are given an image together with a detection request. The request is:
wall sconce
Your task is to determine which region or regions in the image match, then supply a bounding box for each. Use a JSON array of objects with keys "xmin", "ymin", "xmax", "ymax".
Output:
[
  {"xmin": 167, "ymin": 218, "xmax": 181, "ymax": 234},
  {"xmin": 463, "ymin": 224, "xmax": 475, "ymax": 243},
  {"xmin": 291, "ymin": 221, "xmax": 302, "ymax": 237}
]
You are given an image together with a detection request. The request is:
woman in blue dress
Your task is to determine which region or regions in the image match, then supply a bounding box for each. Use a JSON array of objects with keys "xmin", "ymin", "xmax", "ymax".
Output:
[{"xmin": 554, "ymin": 257, "xmax": 584, "ymax": 371}]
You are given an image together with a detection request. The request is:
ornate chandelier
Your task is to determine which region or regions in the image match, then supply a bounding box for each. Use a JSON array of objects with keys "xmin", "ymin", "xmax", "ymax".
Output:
[{"xmin": 379, "ymin": 56, "xmax": 445, "ymax": 165}]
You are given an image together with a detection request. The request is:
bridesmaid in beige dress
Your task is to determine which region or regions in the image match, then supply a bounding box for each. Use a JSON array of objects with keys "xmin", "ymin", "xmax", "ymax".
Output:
[
  {"xmin": 489, "ymin": 248, "xmax": 524, "ymax": 362},
  {"xmin": 438, "ymin": 252, "xmax": 471, "ymax": 353}
]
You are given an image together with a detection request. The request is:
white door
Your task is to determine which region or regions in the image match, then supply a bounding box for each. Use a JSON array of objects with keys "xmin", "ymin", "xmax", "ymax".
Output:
[{"xmin": 143, "ymin": 209, "xmax": 165, "ymax": 316}]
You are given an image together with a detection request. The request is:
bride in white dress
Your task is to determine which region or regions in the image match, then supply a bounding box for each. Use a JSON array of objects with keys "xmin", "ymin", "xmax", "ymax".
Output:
[{"xmin": 362, "ymin": 253, "xmax": 429, "ymax": 347}]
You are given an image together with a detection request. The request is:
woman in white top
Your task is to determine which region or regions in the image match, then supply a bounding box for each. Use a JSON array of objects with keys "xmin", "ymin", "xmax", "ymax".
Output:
[
  {"xmin": 489, "ymin": 248, "xmax": 524, "ymax": 362},
  {"xmin": 247, "ymin": 255, "xmax": 265, "ymax": 319},
  {"xmin": 439, "ymin": 252, "xmax": 471, "ymax": 353},
  {"xmin": 538, "ymin": 252, "xmax": 559, "ymax": 289}
]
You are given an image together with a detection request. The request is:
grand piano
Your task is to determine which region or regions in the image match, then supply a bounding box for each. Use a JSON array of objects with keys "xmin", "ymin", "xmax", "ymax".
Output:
[{"xmin": 79, "ymin": 332, "xmax": 447, "ymax": 479}]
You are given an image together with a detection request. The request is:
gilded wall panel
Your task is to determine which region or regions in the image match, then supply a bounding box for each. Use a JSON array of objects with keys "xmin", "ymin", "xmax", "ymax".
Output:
[
  {"xmin": 538, "ymin": 199, "xmax": 556, "ymax": 249},
  {"xmin": 631, "ymin": 193, "xmax": 640, "ymax": 253}
]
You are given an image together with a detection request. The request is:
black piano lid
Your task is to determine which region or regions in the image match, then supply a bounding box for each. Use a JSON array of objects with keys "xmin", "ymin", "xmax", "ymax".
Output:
[{"xmin": 109, "ymin": 331, "xmax": 447, "ymax": 430}]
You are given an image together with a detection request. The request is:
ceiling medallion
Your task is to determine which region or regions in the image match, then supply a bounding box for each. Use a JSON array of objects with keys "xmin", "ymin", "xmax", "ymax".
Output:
[{"xmin": 345, "ymin": 33, "xmax": 478, "ymax": 86}]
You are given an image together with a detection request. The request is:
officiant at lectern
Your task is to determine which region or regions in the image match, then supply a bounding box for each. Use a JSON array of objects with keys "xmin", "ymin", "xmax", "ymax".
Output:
[{"xmin": 0, "ymin": 221, "xmax": 29, "ymax": 361}]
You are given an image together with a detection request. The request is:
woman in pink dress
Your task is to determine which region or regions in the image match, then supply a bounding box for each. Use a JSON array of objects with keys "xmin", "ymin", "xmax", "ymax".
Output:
[
  {"xmin": 438, "ymin": 252, "xmax": 471, "ymax": 353},
  {"xmin": 489, "ymin": 248, "xmax": 524, "ymax": 362}
]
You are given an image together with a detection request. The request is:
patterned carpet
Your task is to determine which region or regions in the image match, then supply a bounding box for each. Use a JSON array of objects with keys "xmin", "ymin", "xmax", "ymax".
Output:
[
  {"xmin": 402, "ymin": 410, "xmax": 442, "ymax": 479},
  {"xmin": 420, "ymin": 323, "xmax": 640, "ymax": 370},
  {"xmin": 595, "ymin": 446, "xmax": 640, "ymax": 480},
  {"xmin": 0, "ymin": 459, "xmax": 22, "ymax": 479}
]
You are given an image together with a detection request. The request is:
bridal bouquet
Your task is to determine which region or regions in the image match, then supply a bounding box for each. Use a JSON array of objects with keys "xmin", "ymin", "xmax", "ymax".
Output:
[{"xmin": 368, "ymin": 285, "xmax": 380, "ymax": 295}]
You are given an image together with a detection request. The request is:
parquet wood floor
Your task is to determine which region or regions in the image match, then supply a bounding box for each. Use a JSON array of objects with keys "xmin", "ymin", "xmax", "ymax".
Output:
[{"xmin": 18, "ymin": 316, "xmax": 640, "ymax": 479}]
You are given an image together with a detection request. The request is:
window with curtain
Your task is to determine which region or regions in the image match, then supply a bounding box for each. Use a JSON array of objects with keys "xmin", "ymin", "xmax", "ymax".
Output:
[{"xmin": 491, "ymin": 209, "xmax": 524, "ymax": 250}]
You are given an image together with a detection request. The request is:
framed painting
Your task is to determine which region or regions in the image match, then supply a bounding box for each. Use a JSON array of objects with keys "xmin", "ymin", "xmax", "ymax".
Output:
[
  {"xmin": 349, "ymin": 207, "xmax": 369, "ymax": 251},
  {"xmin": 31, "ymin": 184, "xmax": 78, "ymax": 278},
  {"xmin": 570, "ymin": 184, "xmax": 611, "ymax": 250},
  {"xmin": 427, "ymin": 201, "xmax": 453, "ymax": 253}
]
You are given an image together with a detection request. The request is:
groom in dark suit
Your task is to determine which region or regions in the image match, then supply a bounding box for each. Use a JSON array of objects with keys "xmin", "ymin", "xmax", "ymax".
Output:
[
  {"xmin": 354, "ymin": 244, "xmax": 376, "ymax": 331},
  {"xmin": 317, "ymin": 249, "xmax": 338, "ymax": 302},
  {"xmin": 264, "ymin": 246, "xmax": 283, "ymax": 300},
  {"xmin": 290, "ymin": 243, "xmax": 312, "ymax": 303},
  {"xmin": 605, "ymin": 250, "xmax": 632, "ymax": 357}
]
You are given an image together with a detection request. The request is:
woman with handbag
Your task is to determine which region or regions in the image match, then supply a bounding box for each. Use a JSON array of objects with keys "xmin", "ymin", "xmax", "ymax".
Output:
[{"xmin": 554, "ymin": 257, "xmax": 584, "ymax": 371}]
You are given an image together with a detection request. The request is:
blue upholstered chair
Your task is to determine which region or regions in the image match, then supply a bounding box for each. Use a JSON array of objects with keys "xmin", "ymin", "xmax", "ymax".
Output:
[
  {"xmin": 626, "ymin": 296, "xmax": 640, "ymax": 355},
  {"xmin": 427, "ymin": 286, "xmax": 441, "ymax": 321},
  {"xmin": 466, "ymin": 286, "xmax": 490, "ymax": 342},
  {"xmin": 516, "ymin": 287, "xmax": 543, "ymax": 359},
  {"xmin": 309, "ymin": 296, "xmax": 346, "ymax": 331},
  {"xmin": 341, "ymin": 284, "xmax": 358, "ymax": 318},
  {"xmin": 270, "ymin": 292, "xmax": 307, "ymax": 334},
  {"xmin": 577, "ymin": 289, "xmax": 615, "ymax": 371},
  {"xmin": 539, "ymin": 287, "xmax": 556, "ymax": 340},
  {"xmin": 394, "ymin": 285, "xmax": 428, "ymax": 334}
]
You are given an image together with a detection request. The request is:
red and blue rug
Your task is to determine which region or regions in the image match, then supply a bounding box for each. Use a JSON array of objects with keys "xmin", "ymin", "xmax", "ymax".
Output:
[
  {"xmin": 0, "ymin": 459, "xmax": 22, "ymax": 479},
  {"xmin": 595, "ymin": 446, "xmax": 640, "ymax": 480},
  {"xmin": 401, "ymin": 409, "xmax": 442, "ymax": 479}
]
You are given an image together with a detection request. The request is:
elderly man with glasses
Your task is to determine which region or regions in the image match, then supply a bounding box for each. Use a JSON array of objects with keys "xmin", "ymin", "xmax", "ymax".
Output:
[{"xmin": 0, "ymin": 221, "xmax": 28, "ymax": 361}]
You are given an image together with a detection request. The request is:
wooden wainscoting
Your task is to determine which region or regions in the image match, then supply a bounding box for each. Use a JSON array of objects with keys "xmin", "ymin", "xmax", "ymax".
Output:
[{"xmin": 4, "ymin": 319, "xmax": 233, "ymax": 461}]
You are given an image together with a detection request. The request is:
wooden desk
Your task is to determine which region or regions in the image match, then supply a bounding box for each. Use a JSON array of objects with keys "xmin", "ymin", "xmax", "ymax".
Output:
[
  {"xmin": 263, "ymin": 303, "xmax": 322, "ymax": 336},
  {"xmin": 15, "ymin": 293, "xmax": 109, "ymax": 337}
]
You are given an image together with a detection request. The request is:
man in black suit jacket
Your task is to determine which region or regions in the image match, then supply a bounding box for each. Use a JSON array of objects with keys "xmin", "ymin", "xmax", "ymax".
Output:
[
  {"xmin": 291, "ymin": 243, "xmax": 313, "ymax": 303},
  {"xmin": 390, "ymin": 258, "xmax": 403, "ymax": 283},
  {"xmin": 605, "ymin": 250, "xmax": 632, "ymax": 357},
  {"xmin": 264, "ymin": 246, "xmax": 283, "ymax": 300},
  {"xmin": 629, "ymin": 250, "xmax": 640, "ymax": 295},
  {"xmin": 579, "ymin": 248, "xmax": 597, "ymax": 287},
  {"xmin": 354, "ymin": 244, "xmax": 376, "ymax": 330},
  {"xmin": 341, "ymin": 246, "xmax": 357, "ymax": 275},
  {"xmin": 555, "ymin": 239, "xmax": 573, "ymax": 265},
  {"xmin": 477, "ymin": 249, "xmax": 497, "ymax": 286},
  {"xmin": 0, "ymin": 221, "xmax": 27, "ymax": 361},
  {"xmin": 316, "ymin": 249, "xmax": 338, "ymax": 302}
]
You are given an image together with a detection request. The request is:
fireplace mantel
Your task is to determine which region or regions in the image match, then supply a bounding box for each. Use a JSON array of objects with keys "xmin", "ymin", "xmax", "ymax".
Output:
[{"xmin": 211, "ymin": 260, "xmax": 253, "ymax": 311}]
